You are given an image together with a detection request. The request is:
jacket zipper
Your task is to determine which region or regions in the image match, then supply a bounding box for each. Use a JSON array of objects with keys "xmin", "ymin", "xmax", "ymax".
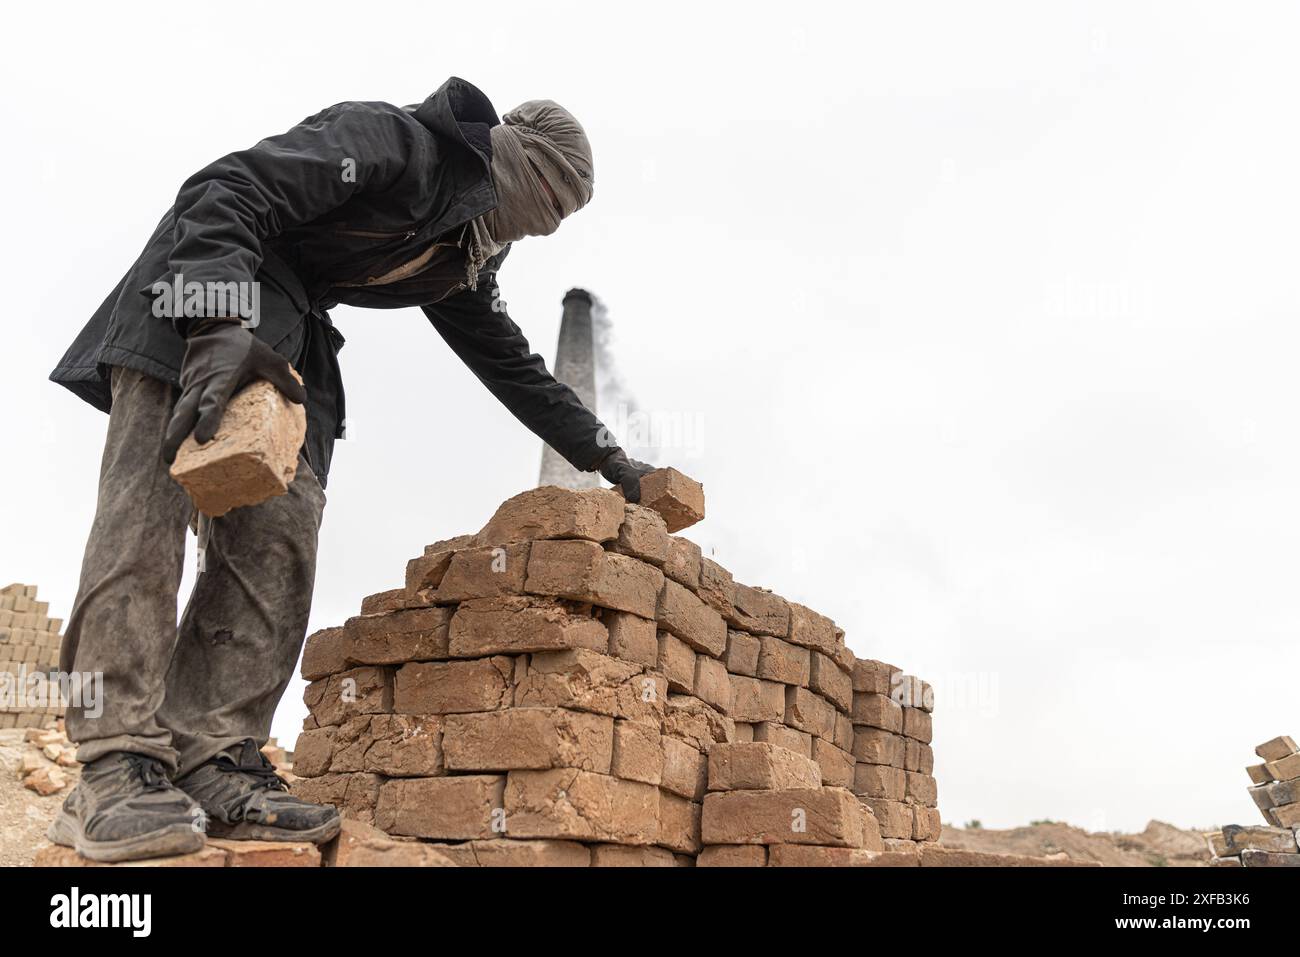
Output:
[{"xmin": 335, "ymin": 226, "xmax": 418, "ymax": 240}]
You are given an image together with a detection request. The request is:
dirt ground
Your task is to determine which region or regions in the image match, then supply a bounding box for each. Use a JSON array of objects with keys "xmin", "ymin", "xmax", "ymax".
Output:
[
  {"xmin": 940, "ymin": 820, "xmax": 1213, "ymax": 866},
  {"xmin": 0, "ymin": 728, "xmax": 80, "ymax": 867}
]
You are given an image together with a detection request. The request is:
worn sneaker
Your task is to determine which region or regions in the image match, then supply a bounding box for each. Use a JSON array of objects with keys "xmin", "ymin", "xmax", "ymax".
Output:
[
  {"xmin": 47, "ymin": 751, "xmax": 205, "ymax": 862},
  {"xmin": 176, "ymin": 739, "xmax": 340, "ymax": 843}
]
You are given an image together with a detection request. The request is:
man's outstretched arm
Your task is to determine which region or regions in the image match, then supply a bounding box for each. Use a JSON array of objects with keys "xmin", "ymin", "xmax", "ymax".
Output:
[{"xmin": 422, "ymin": 266, "xmax": 655, "ymax": 499}]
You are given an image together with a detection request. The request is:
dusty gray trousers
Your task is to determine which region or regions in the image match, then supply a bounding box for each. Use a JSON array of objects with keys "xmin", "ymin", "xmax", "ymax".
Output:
[{"xmin": 61, "ymin": 366, "xmax": 325, "ymax": 775}]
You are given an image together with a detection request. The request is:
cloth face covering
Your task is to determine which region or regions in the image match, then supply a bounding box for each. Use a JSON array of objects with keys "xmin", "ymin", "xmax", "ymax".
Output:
[{"xmin": 466, "ymin": 99, "xmax": 594, "ymax": 288}]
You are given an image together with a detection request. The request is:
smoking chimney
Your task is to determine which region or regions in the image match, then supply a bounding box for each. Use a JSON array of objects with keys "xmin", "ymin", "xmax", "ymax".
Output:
[{"xmin": 539, "ymin": 288, "xmax": 603, "ymax": 489}]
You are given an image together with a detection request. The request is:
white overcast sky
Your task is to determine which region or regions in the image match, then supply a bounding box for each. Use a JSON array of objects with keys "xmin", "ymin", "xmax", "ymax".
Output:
[{"xmin": 4, "ymin": 1, "xmax": 1298, "ymax": 833}]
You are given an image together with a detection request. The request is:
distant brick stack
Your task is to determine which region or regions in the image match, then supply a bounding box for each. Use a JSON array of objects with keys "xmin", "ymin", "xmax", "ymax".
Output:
[
  {"xmin": 289, "ymin": 470, "xmax": 943, "ymax": 866},
  {"xmin": 0, "ymin": 584, "xmax": 65, "ymax": 730},
  {"xmin": 1206, "ymin": 735, "xmax": 1300, "ymax": 867}
]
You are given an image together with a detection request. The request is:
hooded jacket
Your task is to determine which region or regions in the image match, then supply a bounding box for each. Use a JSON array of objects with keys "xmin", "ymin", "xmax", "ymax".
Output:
[{"xmin": 49, "ymin": 77, "xmax": 611, "ymax": 486}]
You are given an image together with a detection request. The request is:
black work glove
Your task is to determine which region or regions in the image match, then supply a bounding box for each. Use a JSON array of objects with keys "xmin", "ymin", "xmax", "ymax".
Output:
[
  {"xmin": 597, "ymin": 448, "xmax": 656, "ymax": 503},
  {"xmin": 162, "ymin": 321, "xmax": 308, "ymax": 464}
]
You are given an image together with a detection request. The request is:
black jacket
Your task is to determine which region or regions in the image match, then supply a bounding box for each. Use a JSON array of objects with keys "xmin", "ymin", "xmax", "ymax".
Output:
[{"xmin": 50, "ymin": 77, "xmax": 611, "ymax": 486}]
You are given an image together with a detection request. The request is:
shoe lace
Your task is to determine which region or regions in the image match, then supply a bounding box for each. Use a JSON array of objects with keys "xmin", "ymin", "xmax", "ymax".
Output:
[
  {"xmin": 213, "ymin": 740, "xmax": 287, "ymax": 792},
  {"xmin": 122, "ymin": 752, "xmax": 171, "ymax": 791}
]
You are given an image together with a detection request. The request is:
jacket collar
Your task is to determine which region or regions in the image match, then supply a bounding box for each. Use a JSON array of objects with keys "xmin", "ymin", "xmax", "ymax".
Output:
[{"xmin": 411, "ymin": 77, "xmax": 499, "ymax": 175}]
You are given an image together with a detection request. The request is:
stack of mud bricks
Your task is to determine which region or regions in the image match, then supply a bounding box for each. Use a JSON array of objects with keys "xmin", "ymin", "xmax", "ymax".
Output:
[
  {"xmin": 1207, "ymin": 735, "xmax": 1300, "ymax": 867},
  {"xmin": 0, "ymin": 584, "xmax": 65, "ymax": 730},
  {"xmin": 290, "ymin": 468, "xmax": 941, "ymax": 866}
]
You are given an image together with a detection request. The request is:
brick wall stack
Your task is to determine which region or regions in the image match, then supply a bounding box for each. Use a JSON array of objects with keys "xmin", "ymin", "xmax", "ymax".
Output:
[
  {"xmin": 1207, "ymin": 735, "xmax": 1300, "ymax": 867},
  {"xmin": 290, "ymin": 469, "xmax": 943, "ymax": 866},
  {"xmin": 850, "ymin": 664, "xmax": 940, "ymax": 848},
  {"xmin": 0, "ymin": 584, "xmax": 65, "ymax": 730}
]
